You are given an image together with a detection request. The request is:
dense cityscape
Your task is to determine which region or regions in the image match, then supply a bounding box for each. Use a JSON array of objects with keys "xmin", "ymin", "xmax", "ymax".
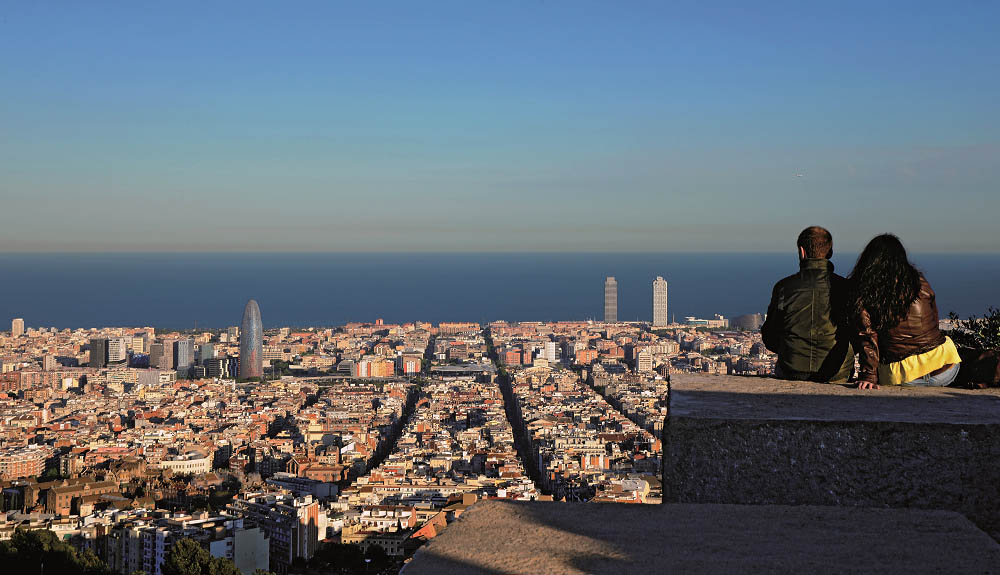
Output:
[
  {"xmin": 0, "ymin": 277, "xmax": 776, "ymax": 574},
  {"xmin": 4, "ymin": 2, "xmax": 997, "ymax": 572}
]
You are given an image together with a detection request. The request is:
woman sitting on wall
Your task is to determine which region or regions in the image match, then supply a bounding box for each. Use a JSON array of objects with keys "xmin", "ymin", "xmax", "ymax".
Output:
[{"xmin": 850, "ymin": 234, "xmax": 962, "ymax": 389}]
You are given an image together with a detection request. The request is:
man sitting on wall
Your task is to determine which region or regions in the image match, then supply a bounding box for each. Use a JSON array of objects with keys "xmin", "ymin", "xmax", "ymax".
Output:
[{"xmin": 761, "ymin": 226, "xmax": 854, "ymax": 383}]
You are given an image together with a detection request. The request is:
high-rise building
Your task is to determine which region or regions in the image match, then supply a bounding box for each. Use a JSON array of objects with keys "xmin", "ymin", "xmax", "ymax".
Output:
[
  {"xmin": 149, "ymin": 342, "xmax": 162, "ymax": 365},
  {"xmin": 130, "ymin": 334, "xmax": 148, "ymax": 354},
  {"xmin": 89, "ymin": 338, "xmax": 108, "ymax": 368},
  {"xmin": 635, "ymin": 348, "xmax": 654, "ymax": 372},
  {"xmin": 147, "ymin": 339, "xmax": 177, "ymax": 370},
  {"xmin": 11, "ymin": 318, "xmax": 25, "ymax": 338},
  {"xmin": 204, "ymin": 357, "xmax": 228, "ymax": 379},
  {"xmin": 652, "ymin": 276, "xmax": 669, "ymax": 327},
  {"xmin": 174, "ymin": 339, "xmax": 195, "ymax": 371},
  {"xmin": 227, "ymin": 326, "xmax": 240, "ymax": 342},
  {"xmin": 544, "ymin": 341, "xmax": 558, "ymax": 364},
  {"xmin": 604, "ymin": 277, "xmax": 618, "ymax": 323},
  {"xmin": 240, "ymin": 299, "xmax": 263, "ymax": 379},
  {"xmin": 42, "ymin": 355, "xmax": 57, "ymax": 371},
  {"xmin": 198, "ymin": 343, "xmax": 215, "ymax": 364},
  {"xmin": 107, "ymin": 337, "xmax": 129, "ymax": 366}
]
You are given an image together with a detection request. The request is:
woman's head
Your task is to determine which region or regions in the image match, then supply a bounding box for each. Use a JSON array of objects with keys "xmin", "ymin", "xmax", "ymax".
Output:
[{"xmin": 849, "ymin": 234, "xmax": 922, "ymax": 331}]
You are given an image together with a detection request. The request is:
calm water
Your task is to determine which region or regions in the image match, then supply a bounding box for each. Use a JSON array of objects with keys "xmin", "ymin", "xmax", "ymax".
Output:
[{"xmin": 0, "ymin": 253, "xmax": 997, "ymax": 330}]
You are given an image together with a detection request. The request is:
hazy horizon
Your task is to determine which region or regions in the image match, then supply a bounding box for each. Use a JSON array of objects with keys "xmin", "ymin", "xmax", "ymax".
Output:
[{"xmin": 3, "ymin": 252, "xmax": 997, "ymax": 330}]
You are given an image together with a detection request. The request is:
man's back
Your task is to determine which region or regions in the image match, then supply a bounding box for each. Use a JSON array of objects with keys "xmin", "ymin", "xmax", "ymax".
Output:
[{"xmin": 761, "ymin": 258, "xmax": 854, "ymax": 383}]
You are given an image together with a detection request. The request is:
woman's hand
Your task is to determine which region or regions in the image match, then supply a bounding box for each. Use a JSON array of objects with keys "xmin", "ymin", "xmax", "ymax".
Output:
[{"xmin": 857, "ymin": 380, "xmax": 880, "ymax": 390}]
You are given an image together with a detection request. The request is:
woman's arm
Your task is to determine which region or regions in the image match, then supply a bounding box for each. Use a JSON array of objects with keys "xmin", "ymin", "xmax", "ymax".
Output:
[{"xmin": 855, "ymin": 308, "xmax": 880, "ymax": 389}]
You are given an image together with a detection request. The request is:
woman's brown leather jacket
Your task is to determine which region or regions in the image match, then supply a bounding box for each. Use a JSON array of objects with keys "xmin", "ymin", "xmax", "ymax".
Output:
[{"xmin": 856, "ymin": 275, "xmax": 946, "ymax": 385}]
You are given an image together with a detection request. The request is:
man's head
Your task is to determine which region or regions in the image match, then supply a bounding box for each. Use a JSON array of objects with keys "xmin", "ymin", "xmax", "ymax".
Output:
[{"xmin": 797, "ymin": 226, "xmax": 833, "ymax": 260}]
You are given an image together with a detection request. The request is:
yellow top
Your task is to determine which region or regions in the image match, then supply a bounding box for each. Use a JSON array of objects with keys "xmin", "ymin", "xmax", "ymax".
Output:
[{"xmin": 878, "ymin": 336, "xmax": 962, "ymax": 386}]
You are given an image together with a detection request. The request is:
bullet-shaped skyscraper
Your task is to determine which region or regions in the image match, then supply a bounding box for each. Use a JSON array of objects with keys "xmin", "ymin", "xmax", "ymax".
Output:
[
  {"xmin": 239, "ymin": 299, "xmax": 263, "ymax": 379},
  {"xmin": 604, "ymin": 277, "xmax": 618, "ymax": 323},
  {"xmin": 652, "ymin": 276, "xmax": 668, "ymax": 327}
]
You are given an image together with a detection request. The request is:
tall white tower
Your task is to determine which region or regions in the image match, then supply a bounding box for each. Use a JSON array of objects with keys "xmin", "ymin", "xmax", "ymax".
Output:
[
  {"xmin": 652, "ymin": 276, "xmax": 668, "ymax": 327},
  {"xmin": 604, "ymin": 277, "xmax": 618, "ymax": 323}
]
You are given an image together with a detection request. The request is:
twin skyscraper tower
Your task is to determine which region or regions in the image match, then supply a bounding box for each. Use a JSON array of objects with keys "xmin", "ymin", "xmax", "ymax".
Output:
[{"xmin": 604, "ymin": 276, "xmax": 669, "ymax": 326}]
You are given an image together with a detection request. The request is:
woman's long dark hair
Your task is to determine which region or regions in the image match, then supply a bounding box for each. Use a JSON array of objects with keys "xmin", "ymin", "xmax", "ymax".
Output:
[{"xmin": 849, "ymin": 234, "xmax": 922, "ymax": 332}]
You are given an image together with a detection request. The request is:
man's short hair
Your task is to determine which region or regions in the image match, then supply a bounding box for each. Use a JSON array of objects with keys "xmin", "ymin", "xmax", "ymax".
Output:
[{"xmin": 797, "ymin": 226, "xmax": 833, "ymax": 259}]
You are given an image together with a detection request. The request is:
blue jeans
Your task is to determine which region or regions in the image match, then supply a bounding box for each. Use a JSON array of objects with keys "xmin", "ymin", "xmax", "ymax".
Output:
[{"xmin": 903, "ymin": 362, "xmax": 961, "ymax": 386}]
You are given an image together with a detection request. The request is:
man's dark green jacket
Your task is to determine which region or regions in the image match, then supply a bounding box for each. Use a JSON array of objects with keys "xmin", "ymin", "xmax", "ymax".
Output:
[{"xmin": 761, "ymin": 258, "xmax": 854, "ymax": 383}]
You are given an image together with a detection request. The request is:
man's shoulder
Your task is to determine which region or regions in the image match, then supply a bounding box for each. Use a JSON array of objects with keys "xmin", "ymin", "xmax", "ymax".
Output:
[
  {"xmin": 772, "ymin": 271, "xmax": 804, "ymax": 292},
  {"xmin": 773, "ymin": 271, "xmax": 801, "ymax": 287},
  {"xmin": 772, "ymin": 267, "xmax": 850, "ymax": 300}
]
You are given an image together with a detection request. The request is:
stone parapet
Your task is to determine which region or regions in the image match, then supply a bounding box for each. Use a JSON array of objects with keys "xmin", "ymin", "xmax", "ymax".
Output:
[{"xmin": 664, "ymin": 373, "xmax": 1000, "ymax": 538}]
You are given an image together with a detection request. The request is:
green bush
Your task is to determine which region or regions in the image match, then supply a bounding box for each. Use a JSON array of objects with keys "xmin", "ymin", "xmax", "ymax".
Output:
[
  {"xmin": 0, "ymin": 529, "xmax": 112, "ymax": 575},
  {"xmin": 161, "ymin": 538, "xmax": 241, "ymax": 575},
  {"xmin": 948, "ymin": 307, "xmax": 1000, "ymax": 351}
]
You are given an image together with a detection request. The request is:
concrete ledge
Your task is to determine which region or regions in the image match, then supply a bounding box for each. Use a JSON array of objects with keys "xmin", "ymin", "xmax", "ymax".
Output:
[
  {"xmin": 403, "ymin": 500, "xmax": 1000, "ymax": 574},
  {"xmin": 665, "ymin": 374, "xmax": 1000, "ymax": 538}
]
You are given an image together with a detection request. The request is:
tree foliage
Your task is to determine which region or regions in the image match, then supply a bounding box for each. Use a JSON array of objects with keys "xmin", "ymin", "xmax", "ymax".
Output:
[
  {"xmin": 161, "ymin": 537, "xmax": 241, "ymax": 575},
  {"xmin": 305, "ymin": 542, "xmax": 394, "ymax": 574},
  {"xmin": 0, "ymin": 529, "xmax": 112, "ymax": 575},
  {"xmin": 948, "ymin": 307, "xmax": 1000, "ymax": 351},
  {"xmin": 307, "ymin": 542, "xmax": 365, "ymax": 573},
  {"xmin": 40, "ymin": 467, "xmax": 68, "ymax": 481}
]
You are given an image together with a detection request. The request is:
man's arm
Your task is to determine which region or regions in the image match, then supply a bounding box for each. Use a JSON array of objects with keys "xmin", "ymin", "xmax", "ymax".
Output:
[{"xmin": 760, "ymin": 283, "xmax": 782, "ymax": 353}]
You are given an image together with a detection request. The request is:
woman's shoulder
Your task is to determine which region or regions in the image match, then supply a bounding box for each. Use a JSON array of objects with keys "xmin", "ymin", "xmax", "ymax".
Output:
[{"xmin": 916, "ymin": 272, "xmax": 934, "ymax": 297}]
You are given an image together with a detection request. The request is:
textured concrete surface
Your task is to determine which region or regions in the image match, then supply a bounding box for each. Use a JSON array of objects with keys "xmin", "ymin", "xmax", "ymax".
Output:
[
  {"xmin": 403, "ymin": 500, "xmax": 1000, "ymax": 574},
  {"xmin": 665, "ymin": 374, "xmax": 1000, "ymax": 539},
  {"xmin": 670, "ymin": 373, "xmax": 1000, "ymax": 423}
]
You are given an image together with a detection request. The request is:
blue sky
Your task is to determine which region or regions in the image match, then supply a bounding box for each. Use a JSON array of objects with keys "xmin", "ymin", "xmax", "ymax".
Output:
[{"xmin": 1, "ymin": 1, "xmax": 997, "ymax": 252}]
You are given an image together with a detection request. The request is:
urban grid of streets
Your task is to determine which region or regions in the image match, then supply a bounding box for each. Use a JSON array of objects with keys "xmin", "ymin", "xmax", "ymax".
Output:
[{"xmin": 0, "ymin": 315, "xmax": 773, "ymax": 574}]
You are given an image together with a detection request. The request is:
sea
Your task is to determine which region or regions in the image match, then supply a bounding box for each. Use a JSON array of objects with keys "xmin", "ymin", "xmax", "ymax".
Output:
[{"xmin": 0, "ymin": 253, "xmax": 997, "ymax": 330}]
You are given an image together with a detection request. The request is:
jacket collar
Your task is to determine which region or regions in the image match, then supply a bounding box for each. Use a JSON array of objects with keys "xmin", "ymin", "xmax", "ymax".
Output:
[{"xmin": 799, "ymin": 258, "xmax": 834, "ymax": 273}]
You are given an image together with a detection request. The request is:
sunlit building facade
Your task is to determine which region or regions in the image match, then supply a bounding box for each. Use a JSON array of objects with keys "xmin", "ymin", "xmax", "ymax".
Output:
[{"xmin": 652, "ymin": 276, "xmax": 668, "ymax": 327}]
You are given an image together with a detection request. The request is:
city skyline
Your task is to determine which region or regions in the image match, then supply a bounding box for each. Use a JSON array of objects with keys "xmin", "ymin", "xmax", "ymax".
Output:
[
  {"xmin": 2, "ymin": 250, "xmax": 997, "ymax": 330},
  {"xmin": 0, "ymin": 316, "xmax": 694, "ymax": 572}
]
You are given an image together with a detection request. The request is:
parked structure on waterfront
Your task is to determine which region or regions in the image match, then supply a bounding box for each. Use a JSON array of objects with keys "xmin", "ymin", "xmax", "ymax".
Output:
[{"xmin": 731, "ymin": 313, "xmax": 764, "ymax": 331}]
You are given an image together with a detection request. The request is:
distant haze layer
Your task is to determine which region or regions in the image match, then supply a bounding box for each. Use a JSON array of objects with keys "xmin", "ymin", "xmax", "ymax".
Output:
[{"xmin": 0, "ymin": 253, "xmax": 996, "ymax": 330}]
